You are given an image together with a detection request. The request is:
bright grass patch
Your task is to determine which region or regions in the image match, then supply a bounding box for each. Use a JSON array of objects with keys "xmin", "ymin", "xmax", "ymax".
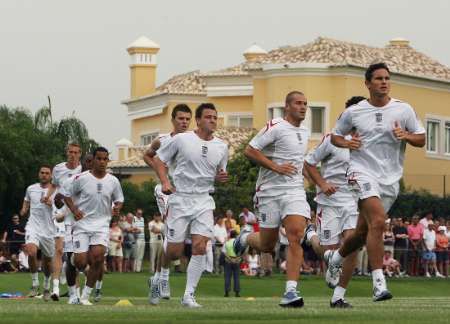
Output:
[{"xmin": 1, "ymin": 273, "xmax": 450, "ymax": 323}]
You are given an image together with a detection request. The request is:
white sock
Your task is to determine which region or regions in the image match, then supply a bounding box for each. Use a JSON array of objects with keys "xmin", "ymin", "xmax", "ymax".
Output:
[
  {"xmin": 285, "ymin": 280, "xmax": 297, "ymax": 293},
  {"xmin": 153, "ymin": 271, "xmax": 160, "ymax": 282},
  {"xmin": 161, "ymin": 267, "xmax": 170, "ymax": 281},
  {"xmin": 95, "ymin": 280, "xmax": 103, "ymax": 290},
  {"xmin": 31, "ymin": 272, "xmax": 39, "ymax": 287},
  {"xmin": 44, "ymin": 276, "xmax": 51, "ymax": 290},
  {"xmin": 81, "ymin": 286, "xmax": 93, "ymax": 301},
  {"xmin": 52, "ymin": 279, "xmax": 59, "ymax": 293},
  {"xmin": 184, "ymin": 255, "xmax": 206, "ymax": 296},
  {"xmin": 306, "ymin": 230, "xmax": 318, "ymax": 242},
  {"xmin": 372, "ymin": 269, "xmax": 387, "ymax": 291},
  {"xmin": 68, "ymin": 285, "xmax": 77, "ymax": 298},
  {"xmin": 331, "ymin": 286, "xmax": 346, "ymax": 303},
  {"xmin": 331, "ymin": 251, "xmax": 344, "ymax": 265},
  {"xmin": 76, "ymin": 287, "xmax": 81, "ymax": 299}
]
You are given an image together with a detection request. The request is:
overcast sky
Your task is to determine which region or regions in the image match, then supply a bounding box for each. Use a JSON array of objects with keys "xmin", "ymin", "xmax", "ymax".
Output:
[{"xmin": 1, "ymin": 0, "xmax": 449, "ymax": 159}]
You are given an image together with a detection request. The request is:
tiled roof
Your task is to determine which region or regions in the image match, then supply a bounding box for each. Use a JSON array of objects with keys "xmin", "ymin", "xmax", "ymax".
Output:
[
  {"xmin": 108, "ymin": 127, "xmax": 255, "ymax": 170},
  {"xmin": 154, "ymin": 37, "xmax": 450, "ymax": 95},
  {"xmin": 154, "ymin": 70, "xmax": 206, "ymax": 95}
]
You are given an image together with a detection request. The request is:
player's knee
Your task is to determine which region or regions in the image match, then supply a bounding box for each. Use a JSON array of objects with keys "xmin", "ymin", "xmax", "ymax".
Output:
[
  {"xmin": 260, "ymin": 242, "xmax": 276, "ymax": 253},
  {"xmin": 369, "ymin": 217, "xmax": 385, "ymax": 233}
]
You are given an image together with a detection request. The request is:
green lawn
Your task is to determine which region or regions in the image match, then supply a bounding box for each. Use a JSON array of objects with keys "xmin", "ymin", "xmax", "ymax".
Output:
[{"xmin": 1, "ymin": 272, "xmax": 450, "ymax": 323}]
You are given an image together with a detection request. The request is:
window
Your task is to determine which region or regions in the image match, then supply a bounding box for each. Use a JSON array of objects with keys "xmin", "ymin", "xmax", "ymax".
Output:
[
  {"xmin": 426, "ymin": 120, "xmax": 440, "ymax": 153},
  {"xmin": 310, "ymin": 106, "xmax": 325, "ymax": 135},
  {"xmin": 140, "ymin": 132, "xmax": 159, "ymax": 146},
  {"xmin": 227, "ymin": 115, "xmax": 253, "ymax": 128},
  {"xmin": 445, "ymin": 122, "xmax": 450, "ymax": 154},
  {"xmin": 268, "ymin": 107, "xmax": 284, "ymax": 120}
]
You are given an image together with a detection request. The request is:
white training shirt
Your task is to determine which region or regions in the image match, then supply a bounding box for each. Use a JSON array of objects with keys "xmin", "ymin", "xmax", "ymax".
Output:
[
  {"xmin": 52, "ymin": 162, "xmax": 82, "ymax": 188},
  {"xmin": 333, "ymin": 98, "xmax": 425, "ymax": 185},
  {"xmin": 305, "ymin": 134, "xmax": 354, "ymax": 206},
  {"xmin": 67, "ymin": 171, "xmax": 124, "ymax": 233},
  {"xmin": 24, "ymin": 183, "xmax": 56, "ymax": 238},
  {"xmin": 59, "ymin": 171, "xmax": 89, "ymax": 226},
  {"xmin": 156, "ymin": 131, "xmax": 229, "ymax": 195},
  {"xmin": 249, "ymin": 118, "xmax": 309, "ymax": 198},
  {"xmin": 423, "ymin": 229, "xmax": 436, "ymax": 251},
  {"xmin": 158, "ymin": 133, "xmax": 176, "ymax": 176}
]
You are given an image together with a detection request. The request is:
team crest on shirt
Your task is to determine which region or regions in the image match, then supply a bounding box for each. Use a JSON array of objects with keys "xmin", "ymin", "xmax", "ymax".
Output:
[
  {"xmin": 75, "ymin": 241, "xmax": 80, "ymax": 248},
  {"xmin": 296, "ymin": 133, "xmax": 303, "ymax": 144},
  {"xmin": 201, "ymin": 145, "xmax": 208, "ymax": 157},
  {"xmin": 375, "ymin": 112, "xmax": 383, "ymax": 123},
  {"xmin": 169, "ymin": 228, "xmax": 175, "ymax": 237},
  {"xmin": 97, "ymin": 183, "xmax": 103, "ymax": 193},
  {"xmin": 260, "ymin": 213, "xmax": 267, "ymax": 222},
  {"xmin": 363, "ymin": 182, "xmax": 372, "ymax": 192}
]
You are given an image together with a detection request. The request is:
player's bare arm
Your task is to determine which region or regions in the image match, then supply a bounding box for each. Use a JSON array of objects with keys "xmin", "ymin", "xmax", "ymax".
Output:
[
  {"xmin": 215, "ymin": 169, "xmax": 228, "ymax": 183},
  {"xmin": 63, "ymin": 196, "xmax": 84, "ymax": 221},
  {"xmin": 153, "ymin": 156, "xmax": 173, "ymax": 194},
  {"xmin": 303, "ymin": 161, "xmax": 337, "ymax": 196},
  {"xmin": 20, "ymin": 200, "xmax": 30, "ymax": 217},
  {"xmin": 393, "ymin": 121, "xmax": 425, "ymax": 147},
  {"xmin": 244, "ymin": 145, "xmax": 297, "ymax": 176},
  {"xmin": 143, "ymin": 138, "xmax": 161, "ymax": 168},
  {"xmin": 331, "ymin": 133, "xmax": 361, "ymax": 150},
  {"xmin": 112, "ymin": 202, "xmax": 123, "ymax": 216}
]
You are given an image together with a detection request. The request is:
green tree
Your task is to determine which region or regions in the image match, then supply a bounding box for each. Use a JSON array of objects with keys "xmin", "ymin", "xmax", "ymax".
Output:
[{"xmin": 0, "ymin": 104, "xmax": 99, "ymax": 228}]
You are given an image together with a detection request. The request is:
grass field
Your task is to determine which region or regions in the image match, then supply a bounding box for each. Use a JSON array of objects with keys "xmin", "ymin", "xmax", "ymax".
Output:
[{"xmin": 1, "ymin": 272, "xmax": 450, "ymax": 323}]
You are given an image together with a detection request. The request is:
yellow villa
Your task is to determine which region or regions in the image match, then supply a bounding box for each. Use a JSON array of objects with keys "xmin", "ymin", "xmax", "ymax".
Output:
[{"xmin": 109, "ymin": 36, "xmax": 450, "ymax": 196}]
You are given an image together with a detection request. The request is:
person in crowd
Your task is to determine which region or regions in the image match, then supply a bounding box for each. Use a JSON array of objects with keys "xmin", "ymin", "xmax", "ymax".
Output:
[
  {"xmin": 435, "ymin": 225, "xmax": 449, "ymax": 277},
  {"xmin": 213, "ymin": 217, "xmax": 228, "ymax": 274},
  {"xmin": 246, "ymin": 248, "xmax": 260, "ymax": 276},
  {"xmin": 133, "ymin": 208, "xmax": 146, "ymax": 272},
  {"xmin": 223, "ymin": 231, "xmax": 241, "ymax": 297},
  {"xmin": 148, "ymin": 213, "xmax": 164, "ymax": 274},
  {"xmin": 238, "ymin": 207, "xmax": 257, "ymax": 233},
  {"xmin": 109, "ymin": 219, "xmax": 123, "ymax": 273},
  {"xmin": 121, "ymin": 213, "xmax": 137, "ymax": 272},
  {"xmin": 0, "ymin": 248, "xmax": 17, "ymax": 272},
  {"xmin": 422, "ymin": 221, "xmax": 444, "ymax": 278},
  {"xmin": 407, "ymin": 215, "xmax": 424, "ymax": 276},
  {"xmin": 383, "ymin": 221, "xmax": 395, "ymax": 254},
  {"xmin": 419, "ymin": 211, "xmax": 433, "ymax": 229},
  {"xmin": 382, "ymin": 250, "xmax": 402, "ymax": 277},
  {"xmin": 1, "ymin": 214, "xmax": 25, "ymax": 261},
  {"xmin": 393, "ymin": 217, "xmax": 409, "ymax": 273},
  {"xmin": 223, "ymin": 210, "xmax": 240, "ymax": 235}
]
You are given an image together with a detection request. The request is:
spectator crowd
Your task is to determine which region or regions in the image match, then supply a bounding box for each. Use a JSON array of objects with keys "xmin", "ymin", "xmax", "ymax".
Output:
[{"xmin": 1, "ymin": 207, "xmax": 450, "ymax": 280}]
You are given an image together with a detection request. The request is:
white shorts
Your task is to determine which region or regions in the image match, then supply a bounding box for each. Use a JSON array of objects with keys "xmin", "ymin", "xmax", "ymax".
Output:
[
  {"xmin": 64, "ymin": 224, "xmax": 74, "ymax": 253},
  {"xmin": 25, "ymin": 231, "xmax": 55, "ymax": 258},
  {"xmin": 72, "ymin": 231, "xmax": 109, "ymax": 253},
  {"xmin": 349, "ymin": 174, "xmax": 399, "ymax": 213},
  {"xmin": 165, "ymin": 193, "xmax": 215, "ymax": 243},
  {"xmin": 155, "ymin": 184, "xmax": 169, "ymax": 217},
  {"xmin": 54, "ymin": 221, "xmax": 65, "ymax": 238},
  {"xmin": 316, "ymin": 204, "xmax": 358, "ymax": 246},
  {"xmin": 255, "ymin": 194, "xmax": 311, "ymax": 229}
]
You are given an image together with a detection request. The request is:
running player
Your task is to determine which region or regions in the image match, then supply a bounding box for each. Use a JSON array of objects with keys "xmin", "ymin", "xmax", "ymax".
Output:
[
  {"xmin": 303, "ymin": 96, "xmax": 366, "ymax": 308},
  {"xmin": 326, "ymin": 63, "xmax": 425, "ymax": 301},
  {"xmin": 153, "ymin": 103, "xmax": 228, "ymax": 308},
  {"xmin": 233, "ymin": 91, "xmax": 310, "ymax": 308},
  {"xmin": 56, "ymin": 154, "xmax": 93, "ymax": 304},
  {"xmin": 63, "ymin": 147, "xmax": 124, "ymax": 305},
  {"xmin": 143, "ymin": 104, "xmax": 192, "ymax": 304},
  {"xmin": 20, "ymin": 165, "xmax": 56, "ymax": 301},
  {"xmin": 50, "ymin": 143, "xmax": 82, "ymax": 300}
]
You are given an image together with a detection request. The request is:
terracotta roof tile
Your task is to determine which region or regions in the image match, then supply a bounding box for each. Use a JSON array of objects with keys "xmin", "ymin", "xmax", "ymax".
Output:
[{"xmin": 156, "ymin": 37, "xmax": 450, "ymax": 95}]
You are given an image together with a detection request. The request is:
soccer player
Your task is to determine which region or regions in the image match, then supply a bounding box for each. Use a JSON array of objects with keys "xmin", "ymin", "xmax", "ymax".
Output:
[
  {"xmin": 56, "ymin": 154, "xmax": 93, "ymax": 304},
  {"xmin": 20, "ymin": 165, "xmax": 56, "ymax": 301},
  {"xmin": 153, "ymin": 103, "xmax": 228, "ymax": 308},
  {"xmin": 303, "ymin": 96, "xmax": 366, "ymax": 308},
  {"xmin": 326, "ymin": 63, "xmax": 425, "ymax": 301},
  {"xmin": 50, "ymin": 143, "xmax": 82, "ymax": 300},
  {"xmin": 233, "ymin": 91, "xmax": 310, "ymax": 308},
  {"xmin": 143, "ymin": 104, "xmax": 192, "ymax": 304},
  {"xmin": 64, "ymin": 147, "xmax": 124, "ymax": 305}
]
